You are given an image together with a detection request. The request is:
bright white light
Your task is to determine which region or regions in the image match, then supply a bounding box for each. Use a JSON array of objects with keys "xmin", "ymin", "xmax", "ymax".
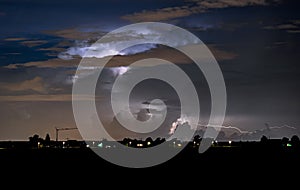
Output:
[
  {"xmin": 71, "ymin": 75, "xmax": 79, "ymax": 83},
  {"xmin": 169, "ymin": 117, "xmax": 190, "ymax": 135},
  {"xmin": 137, "ymin": 143, "xmax": 143, "ymax": 147},
  {"xmin": 169, "ymin": 122, "xmax": 177, "ymax": 135},
  {"xmin": 111, "ymin": 66, "xmax": 130, "ymax": 76}
]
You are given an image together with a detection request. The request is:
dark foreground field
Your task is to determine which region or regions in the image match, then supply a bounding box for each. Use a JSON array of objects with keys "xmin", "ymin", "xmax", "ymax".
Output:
[
  {"xmin": 1, "ymin": 143, "xmax": 300, "ymax": 186},
  {"xmin": 1, "ymin": 143, "xmax": 299, "ymax": 171}
]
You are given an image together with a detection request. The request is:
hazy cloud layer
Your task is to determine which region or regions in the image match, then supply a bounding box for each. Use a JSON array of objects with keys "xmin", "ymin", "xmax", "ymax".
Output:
[
  {"xmin": 0, "ymin": 94, "xmax": 102, "ymax": 102},
  {"xmin": 20, "ymin": 40, "xmax": 48, "ymax": 48},
  {"xmin": 43, "ymin": 28, "xmax": 106, "ymax": 40},
  {"xmin": 122, "ymin": 0, "xmax": 274, "ymax": 22},
  {"xmin": 264, "ymin": 20, "xmax": 300, "ymax": 33},
  {"xmin": 5, "ymin": 58, "xmax": 80, "ymax": 69},
  {"xmin": 4, "ymin": 37, "xmax": 28, "ymax": 41},
  {"xmin": 0, "ymin": 77, "xmax": 46, "ymax": 93}
]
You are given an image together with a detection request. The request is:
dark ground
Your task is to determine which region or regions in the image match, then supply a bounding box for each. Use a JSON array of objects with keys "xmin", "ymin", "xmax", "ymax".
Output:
[
  {"xmin": 1, "ymin": 144, "xmax": 299, "ymax": 169},
  {"xmin": 1, "ymin": 142, "xmax": 299, "ymax": 186}
]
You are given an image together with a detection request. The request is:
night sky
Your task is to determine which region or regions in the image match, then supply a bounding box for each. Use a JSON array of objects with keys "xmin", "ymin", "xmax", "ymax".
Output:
[{"xmin": 0, "ymin": 0, "xmax": 300, "ymax": 141}]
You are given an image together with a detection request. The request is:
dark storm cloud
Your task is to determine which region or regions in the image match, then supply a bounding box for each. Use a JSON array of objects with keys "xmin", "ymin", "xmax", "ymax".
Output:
[
  {"xmin": 0, "ymin": 0, "xmax": 119, "ymax": 36},
  {"xmin": 0, "ymin": 0, "xmax": 181, "ymax": 37},
  {"xmin": 1, "ymin": 0, "xmax": 300, "ymax": 140}
]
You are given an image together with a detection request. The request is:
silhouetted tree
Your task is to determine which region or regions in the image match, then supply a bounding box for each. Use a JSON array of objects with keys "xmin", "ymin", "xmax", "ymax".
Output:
[
  {"xmin": 45, "ymin": 133, "xmax": 50, "ymax": 141},
  {"xmin": 122, "ymin": 138, "xmax": 133, "ymax": 146},
  {"xmin": 29, "ymin": 134, "xmax": 39, "ymax": 143},
  {"xmin": 291, "ymin": 135, "xmax": 300, "ymax": 147},
  {"xmin": 145, "ymin": 137, "xmax": 153, "ymax": 147},
  {"xmin": 28, "ymin": 134, "xmax": 43, "ymax": 148},
  {"xmin": 153, "ymin": 137, "xmax": 165, "ymax": 146},
  {"xmin": 44, "ymin": 133, "xmax": 50, "ymax": 147},
  {"xmin": 281, "ymin": 137, "xmax": 289, "ymax": 146},
  {"xmin": 193, "ymin": 135, "xmax": 201, "ymax": 143},
  {"xmin": 260, "ymin": 135, "xmax": 268, "ymax": 143}
]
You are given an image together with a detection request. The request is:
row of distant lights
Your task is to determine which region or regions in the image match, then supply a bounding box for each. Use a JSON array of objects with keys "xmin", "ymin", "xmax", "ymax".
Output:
[
  {"xmin": 87, "ymin": 142, "xmax": 105, "ymax": 148},
  {"xmin": 58, "ymin": 141, "xmax": 109, "ymax": 149},
  {"xmin": 41, "ymin": 140, "xmax": 295, "ymax": 149},
  {"xmin": 59, "ymin": 140, "xmax": 234, "ymax": 149},
  {"xmin": 87, "ymin": 141, "xmax": 157, "ymax": 148},
  {"xmin": 86, "ymin": 140, "xmax": 296, "ymax": 147},
  {"xmin": 38, "ymin": 140, "xmax": 234, "ymax": 149},
  {"xmin": 84, "ymin": 141, "xmax": 183, "ymax": 148},
  {"xmin": 48, "ymin": 141, "xmax": 185, "ymax": 149},
  {"xmin": 211, "ymin": 140, "xmax": 231, "ymax": 145}
]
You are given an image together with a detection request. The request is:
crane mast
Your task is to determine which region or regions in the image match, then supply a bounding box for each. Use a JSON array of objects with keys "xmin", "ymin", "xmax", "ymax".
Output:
[{"xmin": 55, "ymin": 127, "xmax": 77, "ymax": 142}]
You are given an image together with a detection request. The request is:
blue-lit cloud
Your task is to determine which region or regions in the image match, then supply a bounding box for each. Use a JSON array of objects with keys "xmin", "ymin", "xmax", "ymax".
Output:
[{"xmin": 58, "ymin": 26, "xmax": 199, "ymax": 60}]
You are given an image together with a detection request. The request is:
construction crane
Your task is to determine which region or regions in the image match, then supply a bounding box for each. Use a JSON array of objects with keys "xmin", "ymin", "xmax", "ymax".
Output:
[{"xmin": 55, "ymin": 127, "xmax": 77, "ymax": 142}]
